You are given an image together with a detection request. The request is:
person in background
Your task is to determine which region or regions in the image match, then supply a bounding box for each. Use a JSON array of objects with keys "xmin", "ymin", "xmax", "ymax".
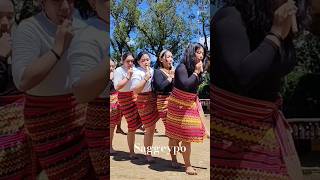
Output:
[
  {"xmin": 68, "ymin": 0, "xmax": 109, "ymax": 178},
  {"xmin": 113, "ymin": 52, "xmax": 143, "ymax": 159},
  {"xmin": 165, "ymin": 43, "xmax": 209, "ymax": 175},
  {"xmin": 0, "ymin": 0, "xmax": 35, "ymax": 178},
  {"xmin": 152, "ymin": 49, "xmax": 174, "ymax": 130},
  {"xmin": 110, "ymin": 59, "xmax": 123, "ymax": 153},
  {"xmin": 211, "ymin": 0, "xmax": 303, "ymax": 179},
  {"xmin": 12, "ymin": 0, "xmax": 94, "ymax": 178},
  {"xmin": 131, "ymin": 51, "xmax": 159, "ymax": 163}
]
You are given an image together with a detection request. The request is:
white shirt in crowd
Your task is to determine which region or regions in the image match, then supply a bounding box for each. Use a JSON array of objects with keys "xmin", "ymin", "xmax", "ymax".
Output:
[
  {"xmin": 130, "ymin": 66, "xmax": 154, "ymax": 93},
  {"xmin": 68, "ymin": 16, "xmax": 109, "ymax": 98},
  {"xmin": 12, "ymin": 12, "xmax": 85, "ymax": 96},
  {"xmin": 113, "ymin": 66, "xmax": 137, "ymax": 92}
]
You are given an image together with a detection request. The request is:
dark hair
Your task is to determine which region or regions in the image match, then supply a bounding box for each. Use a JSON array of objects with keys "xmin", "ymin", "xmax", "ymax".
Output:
[
  {"xmin": 121, "ymin": 52, "xmax": 134, "ymax": 63},
  {"xmin": 135, "ymin": 51, "xmax": 150, "ymax": 67},
  {"xmin": 216, "ymin": 0, "xmax": 312, "ymax": 47},
  {"xmin": 75, "ymin": 0, "xmax": 96, "ymax": 20},
  {"xmin": 155, "ymin": 49, "xmax": 169, "ymax": 69},
  {"xmin": 214, "ymin": 0, "xmax": 296, "ymax": 69},
  {"xmin": 220, "ymin": 0, "xmax": 277, "ymax": 49},
  {"xmin": 17, "ymin": 0, "xmax": 41, "ymax": 24},
  {"xmin": 181, "ymin": 43, "xmax": 206, "ymax": 76}
]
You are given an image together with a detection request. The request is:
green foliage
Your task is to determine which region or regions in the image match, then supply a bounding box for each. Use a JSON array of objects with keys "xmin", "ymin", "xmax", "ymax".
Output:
[
  {"xmin": 110, "ymin": 0, "xmax": 140, "ymax": 64},
  {"xmin": 198, "ymin": 72, "xmax": 210, "ymax": 98},
  {"xmin": 135, "ymin": 0, "xmax": 192, "ymax": 62},
  {"xmin": 294, "ymin": 32, "xmax": 320, "ymax": 73},
  {"xmin": 110, "ymin": 0, "xmax": 210, "ymax": 65},
  {"xmin": 282, "ymin": 32, "xmax": 320, "ymax": 117}
]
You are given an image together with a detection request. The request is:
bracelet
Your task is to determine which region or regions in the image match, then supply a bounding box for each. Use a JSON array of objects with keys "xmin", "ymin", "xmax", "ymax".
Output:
[
  {"xmin": 50, "ymin": 49, "xmax": 61, "ymax": 60},
  {"xmin": 268, "ymin": 31, "xmax": 283, "ymax": 42},
  {"xmin": 144, "ymin": 77, "xmax": 149, "ymax": 82},
  {"xmin": 125, "ymin": 76, "xmax": 130, "ymax": 80}
]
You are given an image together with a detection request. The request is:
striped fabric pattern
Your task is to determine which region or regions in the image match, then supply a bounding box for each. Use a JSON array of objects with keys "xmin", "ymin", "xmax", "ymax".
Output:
[
  {"xmin": 23, "ymin": 94, "xmax": 95, "ymax": 179},
  {"xmin": 117, "ymin": 91, "xmax": 142, "ymax": 132},
  {"xmin": 165, "ymin": 88, "xmax": 205, "ymax": 143},
  {"xmin": 0, "ymin": 95, "xmax": 36, "ymax": 180},
  {"xmin": 86, "ymin": 98, "xmax": 109, "ymax": 179},
  {"xmin": 156, "ymin": 94, "xmax": 170, "ymax": 125},
  {"xmin": 110, "ymin": 92, "xmax": 122, "ymax": 128},
  {"xmin": 211, "ymin": 85, "xmax": 302, "ymax": 180},
  {"xmin": 136, "ymin": 92, "xmax": 159, "ymax": 128}
]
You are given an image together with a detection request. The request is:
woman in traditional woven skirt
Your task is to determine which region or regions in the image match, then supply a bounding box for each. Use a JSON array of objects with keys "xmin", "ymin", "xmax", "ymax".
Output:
[
  {"xmin": 166, "ymin": 43, "xmax": 209, "ymax": 175},
  {"xmin": 110, "ymin": 59, "xmax": 122, "ymax": 154},
  {"xmin": 0, "ymin": 1, "xmax": 36, "ymax": 178},
  {"xmin": 152, "ymin": 49, "xmax": 174, "ymax": 127},
  {"xmin": 212, "ymin": 0, "xmax": 303, "ymax": 179},
  {"xmin": 11, "ymin": 0, "xmax": 94, "ymax": 179},
  {"xmin": 130, "ymin": 51, "xmax": 159, "ymax": 163},
  {"xmin": 68, "ymin": 0, "xmax": 109, "ymax": 178},
  {"xmin": 113, "ymin": 52, "xmax": 143, "ymax": 159}
]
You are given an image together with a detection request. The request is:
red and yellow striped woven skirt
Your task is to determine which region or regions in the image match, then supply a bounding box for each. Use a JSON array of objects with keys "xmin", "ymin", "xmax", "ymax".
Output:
[
  {"xmin": 110, "ymin": 92, "xmax": 122, "ymax": 128},
  {"xmin": 136, "ymin": 92, "xmax": 159, "ymax": 128},
  {"xmin": 24, "ymin": 94, "xmax": 95, "ymax": 179},
  {"xmin": 117, "ymin": 91, "xmax": 142, "ymax": 132},
  {"xmin": 86, "ymin": 97, "xmax": 109, "ymax": 179},
  {"xmin": 0, "ymin": 95, "xmax": 36, "ymax": 179},
  {"xmin": 211, "ymin": 85, "xmax": 303, "ymax": 180},
  {"xmin": 165, "ymin": 88, "xmax": 205, "ymax": 143},
  {"xmin": 156, "ymin": 94, "xmax": 170, "ymax": 125}
]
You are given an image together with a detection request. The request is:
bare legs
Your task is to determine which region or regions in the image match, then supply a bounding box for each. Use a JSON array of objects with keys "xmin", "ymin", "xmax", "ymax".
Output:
[
  {"xmin": 110, "ymin": 125, "xmax": 116, "ymax": 154},
  {"xmin": 181, "ymin": 141, "xmax": 197, "ymax": 175},
  {"xmin": 168, "ymin": 139, "xmax": 197, "ymax": 175},
  {"xmin": 169, "ymin": 138, "xmax": 180, "ymax": 168},
  {"xmin": 127, "ymin": 131, "xmax": 137, "ymax": 159},
  {"xmin": 144, "ymin": 123, "xmax": 156, "ymax": 162}
]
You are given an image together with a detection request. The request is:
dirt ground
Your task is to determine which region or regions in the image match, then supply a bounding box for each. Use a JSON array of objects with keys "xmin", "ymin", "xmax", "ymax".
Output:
[{"xmin": 110, "ymin": 115, "xmax": 211, "ymax": 180}]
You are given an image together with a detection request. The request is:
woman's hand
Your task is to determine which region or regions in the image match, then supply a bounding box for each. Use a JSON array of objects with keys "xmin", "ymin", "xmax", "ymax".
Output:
[
  {"xmin": 145, "ymin": 66, "xmax": 151, "ymax": 80},
  {"xmin": 194, "ymin": 61, "xmax": 203, "ymax": 75},
  {"xmin": 271, "ymin": 0, "xmax": 297, "ymax": 39},
  {"xmin": 52, "ymin": 19, "xmax": 74, "ymax": 56}
]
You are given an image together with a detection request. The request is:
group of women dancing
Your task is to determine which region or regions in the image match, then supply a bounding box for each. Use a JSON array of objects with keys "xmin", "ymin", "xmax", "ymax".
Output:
[
  {"xmin": 110, "ymin": 43, "xmax": 210, "ymax": 175},
  {"xmin": 1, "ymin": 0, "xmax": 109, "ymax": 179}
]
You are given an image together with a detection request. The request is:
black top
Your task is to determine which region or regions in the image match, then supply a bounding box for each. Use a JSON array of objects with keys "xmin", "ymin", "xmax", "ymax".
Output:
[
  {"xmin": 110, "ymin": 80, "xmax": 116, "ymax": 94},
  {"xmin": 174, "ymin": 63, "xmax": 200, "ymax": 94},
  {"xmin": 152, "ymin": 69, "xmax": 174, "ymax": 95},
  {"xmin": 0, "ymin": 57, "xmax": 20, "ymax": 96},
  {"xmin": 212, "ymin": 7, "xmax": 296, "ymax": 101}
]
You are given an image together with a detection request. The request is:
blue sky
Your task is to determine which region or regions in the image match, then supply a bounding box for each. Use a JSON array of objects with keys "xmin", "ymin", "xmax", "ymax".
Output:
[{"xmin": 110, "ymin": 0, "xmax": 210, "ymax": 63}]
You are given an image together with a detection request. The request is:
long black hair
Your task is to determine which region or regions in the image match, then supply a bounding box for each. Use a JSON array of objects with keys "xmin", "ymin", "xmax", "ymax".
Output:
[
  {"xmin": 214, "ymin": 0, "xmax": 297, "ymax": 67},
  {"xmin": 214, "ymin": 0, "xmax": 312, "ymax": 47},
  {"xmin": 181, "ymin": 43, "xmax": 206, "ymax": 76},
  {"xmin": 75, "ymin": 0, "xmax": 96, "ymax": 20},
  {"xmin": 135, "ymin": 51, "xmax": 150, "ymax": 67}
]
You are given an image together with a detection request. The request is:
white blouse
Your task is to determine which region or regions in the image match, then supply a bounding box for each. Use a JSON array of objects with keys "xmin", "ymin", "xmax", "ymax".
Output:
[{"xmin": 130, "ymin": 66, "xmax": 154, "ymax": 93}]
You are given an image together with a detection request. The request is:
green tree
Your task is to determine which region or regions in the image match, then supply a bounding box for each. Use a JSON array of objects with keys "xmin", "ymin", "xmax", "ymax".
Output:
[
  {"xmin": 110, "ymin": 0, "xmax": 140, "ymax": 64},
  {"xmin": 110, "ymin": 0, "xmax": 209, "ymax": 64},
  {"xmin": 135, "ymin": 0, "xmax": 193, "ymax": 62}
]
